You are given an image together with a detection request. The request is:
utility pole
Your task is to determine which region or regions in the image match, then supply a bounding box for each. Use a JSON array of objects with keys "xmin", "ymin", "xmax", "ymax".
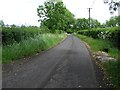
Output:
[
  {"xmin": 118, "ymin": 1, "xmax": 120, "ymax": 16},
  {"xmin": 118, "ymin": 1, "xmax": 120, "ymax": 26},
  {"xmin": 87, "ymin": 8, "xmax": 92, "ymax": 31}
]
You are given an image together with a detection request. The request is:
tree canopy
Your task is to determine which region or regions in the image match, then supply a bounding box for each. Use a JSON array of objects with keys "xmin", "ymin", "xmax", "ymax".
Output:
[
  {"xmin": 104, "ymin": 0, "xmax": 120, "ymax": 14},
  {"xmin": 37, "ymin": 1, "xmax": 105, "ymax": 33},
  {"xmin": 105, "ymin": 16, "xmax": 120, "ymax": 27},
  {"xmin": 37, "ymin": 1, "xmax": 75, "ymax": 33},
  {"xmin": 73, "ymin": 18, "xmax": 101, "ymax": 30}
]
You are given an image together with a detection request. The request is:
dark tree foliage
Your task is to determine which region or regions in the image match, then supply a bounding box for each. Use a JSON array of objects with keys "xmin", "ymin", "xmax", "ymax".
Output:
[{"xmin": 104, "ymin": 0, "xmax": 120, "ymax": 14}]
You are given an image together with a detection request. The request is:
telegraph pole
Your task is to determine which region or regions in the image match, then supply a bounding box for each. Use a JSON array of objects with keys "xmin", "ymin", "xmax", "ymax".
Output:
[
  {"xmin": 87, "ymin": 8, "xmax": 92, "ymax": 31},
  {"xmin": 118, "ymin": 1, "xmax": 120, "ymax": 16},
  {"xmin": 118, "ymin": 1, "xmax": 120, "ymax": 26}
]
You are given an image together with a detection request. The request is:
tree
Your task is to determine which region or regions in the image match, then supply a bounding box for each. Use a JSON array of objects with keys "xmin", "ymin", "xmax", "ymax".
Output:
[
  {"xmin": 105, "ymin": 16, "xmax": 120, "ymax": 27},
  {"xmin": 37, "ymin": 1, "xmax": 75, "ymax": 33},
  {"xmin": 74, "ymin": 18, "xmax": 101, "ymax": 30},
  {"xmin": 46, "ymin": 0, "xmax": 62, "ymax": 3},
  {"xmin": 90, "ymin": 18, "xmax": 102, "ymax": 28},
  {"xmin": 104, "ymin": 0, "xmax": 120, "ymax": 14},
  {"xmin": 0, "ymin": 20, "xmax": 4, "ymax": 27},
  {"xmin": 116, "ymin": 15, "xmax": 120, "ymax": 26},
  {"xmin": 74, "ymin": 18, "xmax": 89, "ymax": 30}
]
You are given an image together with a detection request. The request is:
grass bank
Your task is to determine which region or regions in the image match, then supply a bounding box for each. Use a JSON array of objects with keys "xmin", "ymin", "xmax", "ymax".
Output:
[
  {"xmin": 77, "ymin": 34, "xmax": 120, "ymax": 88},
  {"xmin": 2, "ymin": 33, "xmax": 66, "ymax": 64}
]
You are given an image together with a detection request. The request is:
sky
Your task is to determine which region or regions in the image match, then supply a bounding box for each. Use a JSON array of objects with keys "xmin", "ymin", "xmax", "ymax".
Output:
[{"xmin": 0, "ymin": 0, "xmax": 119, "ymax": 26}]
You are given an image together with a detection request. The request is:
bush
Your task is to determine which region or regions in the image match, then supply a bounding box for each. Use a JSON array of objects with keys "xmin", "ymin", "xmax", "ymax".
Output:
[
  {"xmin": 77, "ymin": 27, "xmax": 120, "ymax": 49},
  {"xmin": 2, "ymin": 33, "xmax": 66, "ymax": 63},
  {"xmin": 2, "ymin": 26, "xmax": 42, "ymax": 45}
]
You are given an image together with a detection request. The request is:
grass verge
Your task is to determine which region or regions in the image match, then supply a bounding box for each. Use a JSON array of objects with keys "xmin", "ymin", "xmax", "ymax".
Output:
[
  {"xmin": 2, "ymin": 33, "xmax": 66, "ymax": 64},
  {"xmin": 77, "ymin": 34, "xmax": 120, "ymax": 88}
]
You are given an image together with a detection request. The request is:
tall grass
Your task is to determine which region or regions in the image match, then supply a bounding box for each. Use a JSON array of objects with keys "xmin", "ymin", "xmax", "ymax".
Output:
[
  {"xmin": 77, "ymin": 27, "xmax": 120, "ymax": 49},
  {"xmin": 2, "ymin": 26, "xmax": 42, "ymax": 45},
  {"xmin": 103, "ymin": 60, "xmax": 120, "ymax": 88},
  {"xmin": 2, "ymin": 33, "xmax": 66, "ymax": 63},
  {"xmin": 77, "ymin": 35, "xmax": 120, "ymax": 58},
  {"xmin": 77, "ymin": 34, "xmax": 120, "ymax": 88}
]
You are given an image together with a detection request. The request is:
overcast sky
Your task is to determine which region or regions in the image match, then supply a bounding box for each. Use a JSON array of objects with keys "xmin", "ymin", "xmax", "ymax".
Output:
[{"xmin": 0, "ymin": 0, "xmax": 119, "ymax": 26}]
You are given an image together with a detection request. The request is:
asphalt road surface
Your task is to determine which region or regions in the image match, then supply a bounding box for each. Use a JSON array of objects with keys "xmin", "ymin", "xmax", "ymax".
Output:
[{"xmin": 3, "ymin": 35, "xmax": 99, "ymax": 88}]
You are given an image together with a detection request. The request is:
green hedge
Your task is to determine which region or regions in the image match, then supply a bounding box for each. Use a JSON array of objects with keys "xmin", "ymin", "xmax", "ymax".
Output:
[
  {"xmin": 2, "ymin": 26, "xmax": 42, "ymax": 45},
  {"xmin": 77, "ymin": 27, "xmax": 120, "ymax": 49},
  {"xmin": 2, "ymin": 34, "xmax": 66, "ymax": 63}
]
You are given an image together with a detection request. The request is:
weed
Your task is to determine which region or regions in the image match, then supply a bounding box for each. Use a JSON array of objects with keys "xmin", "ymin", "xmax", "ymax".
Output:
[
  {"xmin": 77, "ymin": 34, "xmax": 120, "ymax": 87},
  {"xmin": 2, "ymin": 34, "xmax": 66, "ymax": 63}
]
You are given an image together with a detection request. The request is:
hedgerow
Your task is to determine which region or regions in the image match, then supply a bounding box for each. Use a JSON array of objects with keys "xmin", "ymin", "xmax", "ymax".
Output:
[
  {"xmin": 77, "ymin": 27, "xmax": 120, "ymax": 49},
  {"xmin": 2, "ymin": 33, "xmax": 66, "ymax": 63},
  {"xmin": 2, "ymin": 26, "xmax": 42, "ymax": 45}
]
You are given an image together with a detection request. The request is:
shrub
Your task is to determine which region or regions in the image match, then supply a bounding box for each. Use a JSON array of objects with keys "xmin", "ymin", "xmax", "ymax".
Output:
[
  {"xmin": 2, "ymin": 33, "xmax": 66, "ymax": 63},
  {"xmin": 2, "ymin": 26, "xmax": 42, "ymax": 45},
  {"xmin": 77, "ymin": 27, "xmax": 120, "ymax": 49}
]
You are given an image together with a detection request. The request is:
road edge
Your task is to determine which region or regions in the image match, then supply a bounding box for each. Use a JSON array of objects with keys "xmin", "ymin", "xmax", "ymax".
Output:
[{"xmin": 79, "ymin": 39, "xmax": 113, "ymax": 88}]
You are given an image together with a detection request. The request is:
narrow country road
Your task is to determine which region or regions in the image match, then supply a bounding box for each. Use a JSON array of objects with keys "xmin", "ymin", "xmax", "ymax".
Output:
[{"xmin": 3, "ymin": 35, "xmax": 99, "ymax": 88}]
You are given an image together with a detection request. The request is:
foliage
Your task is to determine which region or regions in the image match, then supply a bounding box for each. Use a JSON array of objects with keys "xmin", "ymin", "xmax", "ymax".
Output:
[
  {"xmin": 37, "ymin": 1, "xmax": 75, "ymax": 32},
  {"xmin": 103, "ymin": 60, "xmax": 120, "ymax": 88},
  {"xmin": 2, "ymin": 33, "xmax": 66, "ymax": 63},
  {"xmin": 2, "ymin": 25, "xmax": 45, "ymax": 45},
  {"xmin": 0, "ymin": 20, "xmax": 4, "ymax": 27},
  {"xmin": 74, "ymin": 18, "xmax": 89, "ymax": 30},
  {"xmin": 77, "ymin": 34, "xmax": 120, "ymax": 87},
  {"xmin": 90, "ymin": 18, "xmax": 102, "ymax": 28},
  {"xmin": 105, "ymin": 16, "xmax": 120, "ymax": 27},
  {"xmin": 77, "ymin": 35, "xmax": 112, "ymax": 52},
  {"xmin": 104, "ymin": 0, "xmax": 120, "ymax": 14},
  {"xmin": 77, "ymin": 27, "xmax": 120, "ymax": 49},
  {"xmin": 73, "ymin": 18, "xmax": 102, "ymax": 31}
]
